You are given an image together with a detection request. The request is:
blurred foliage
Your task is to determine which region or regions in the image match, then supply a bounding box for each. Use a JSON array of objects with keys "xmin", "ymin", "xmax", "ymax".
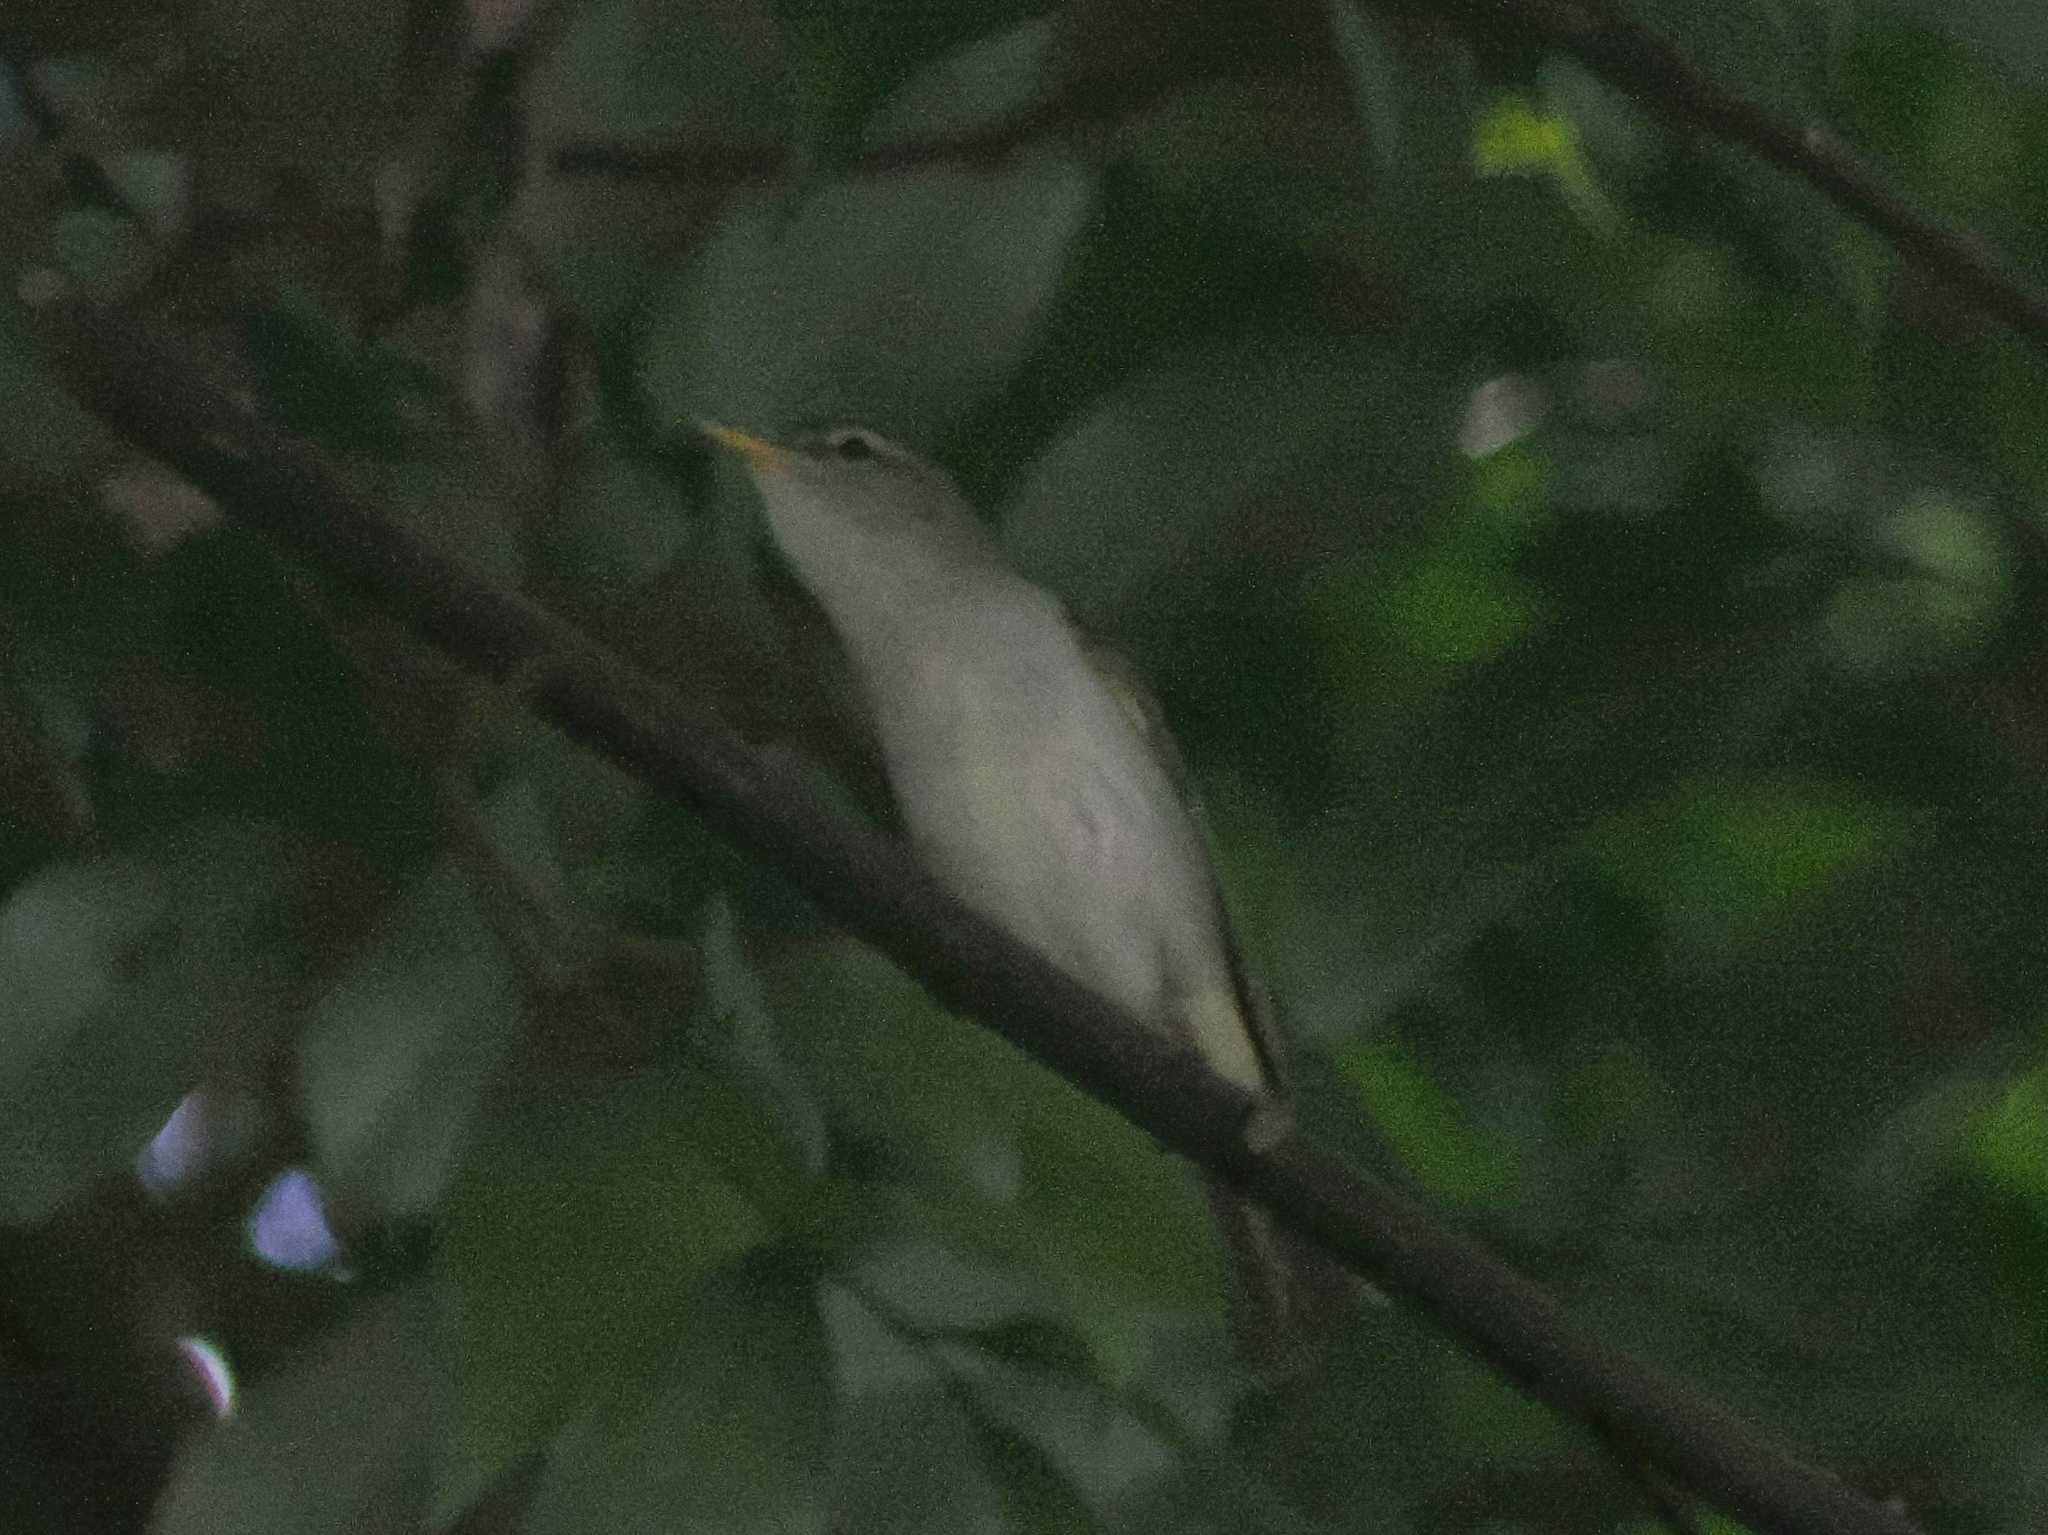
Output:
[{"xmin": 3, "ymin": 0, "xmax": 2048, "ymax": 1532}]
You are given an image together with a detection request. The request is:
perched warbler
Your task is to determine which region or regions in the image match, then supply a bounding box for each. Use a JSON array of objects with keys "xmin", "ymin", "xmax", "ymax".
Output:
[{"xmin": 702, "ymin": 421, "xmax": 1344, "ymax": 1373}]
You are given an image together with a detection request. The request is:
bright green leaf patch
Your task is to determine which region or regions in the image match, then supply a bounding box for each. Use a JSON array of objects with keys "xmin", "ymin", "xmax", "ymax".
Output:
[
  {"xmin": 1370, "ymin": 550, "xmax": 1548, "ymax": 670},
  {"xmin": 1472, "ymin": 97, "xmax": 1572, "ymax": 176},
  {"xmin": 1969, "ymin": 1071, "xmax": 2048, "ymax": 1212},
  {"xmin": 1339, "ymin": 1040, "xmax": 1522, "ymax": 1209},
  {"xmin": 1584, "ymin": 780, "xmax": 1920, "ymax": 952},
  {"xmin": 1472, "ymin": 93, "xmax": 1620, "ymax": 235}
]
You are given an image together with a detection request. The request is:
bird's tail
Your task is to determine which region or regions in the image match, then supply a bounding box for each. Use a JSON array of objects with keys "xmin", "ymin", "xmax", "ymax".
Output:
[{"xmin": 1206, "ymin": 1182, "xmax": 1360, "ymax": 1381}]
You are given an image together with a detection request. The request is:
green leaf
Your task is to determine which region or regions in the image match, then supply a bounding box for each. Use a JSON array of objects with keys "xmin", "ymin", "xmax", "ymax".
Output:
[
  {"xmin": 867, "ymin": 14, "xmax": 1058, "ymax": 145},
  {"xmin": 241, "ymin": 287, "xmax": 436, "ymax": 457},
  {"xmin": 770, "ymin": 941, "xmax": 1222, "ymax": 1361},
  {"xmin": 433, "ymin": 1063, "xmax": 794, "ymax": 1514},
  {"xmin": 297, "ymin": 856, "xmax": 525, "ymax": 1219},
  {"xmin": 154, "ymin": 1292, "xmax": 434, "ymax": 1535},
  {"xmin": 1970, "ymin": 1072, "xmax": 2048, "ymax": 1212},
  {"xmin": 537, "ymin": 0, "xmax": 787, "ymax": 142},
  {"xmin": 1473, "ymin": 96, "xmax": 1574, "ymax": 177},
  {"xmin": 1585, "ymin": 779, "xmax": 1922, "ymax": 952},
  {"xmin": 523, "ymin": 1255, "xmax": 833, "ymax": 1535},
  {"xmin": 1325, "ymin": 0, "xmax": 1406, "ymax": 183},
  {"xmin": 1001, "ymin": 325, "xmax": 1450, "ymax": 632},
  {"xmin": 641, "ymin": 109, "xmax": 1093, "ymax": 440},
  {"xmin": 830, "ymin": 1375, "xmax": 1004, "ymax": 1535},
  {"xmin": 0, "ymin": 825, "xmax": 297, "ymax": 1223},
  {"xmin": 1339, "ymin": 1041, "xmax": 1522, "ymax": 1209},
  {"xmin": 47, "ymin": 207, "xmax": 150, "ymax": 296},
  {"xmin": 965, "ymin": 1407, "xmax": 1106, "ymax": 1535},
  {"xmin": 1434, "ymin": 1350, "xmax": 1568, "ymax": 1462}
]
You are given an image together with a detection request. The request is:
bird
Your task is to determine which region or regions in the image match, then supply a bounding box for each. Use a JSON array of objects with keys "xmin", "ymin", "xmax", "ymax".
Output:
[{"xmin": 701, "ymin": 420, "xmax": 1347, "ymax": 1374}]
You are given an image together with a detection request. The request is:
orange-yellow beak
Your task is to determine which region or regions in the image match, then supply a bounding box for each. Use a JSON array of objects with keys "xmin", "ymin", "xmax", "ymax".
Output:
[{"xmin": 697, "ymin": 421, "xmax": 785, "ymax": 469}]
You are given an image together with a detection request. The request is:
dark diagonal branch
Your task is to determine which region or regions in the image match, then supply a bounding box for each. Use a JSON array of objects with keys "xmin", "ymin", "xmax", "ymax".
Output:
[{"xmin": 30, "ymin": 304, "xmax": 1922, "ymax": 1535}]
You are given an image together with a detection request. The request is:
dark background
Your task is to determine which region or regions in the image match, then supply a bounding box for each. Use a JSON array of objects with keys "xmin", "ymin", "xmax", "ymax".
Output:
[{"xmin": 2, "ymin": 1, "xmax": 2044, "ymax": 1531}]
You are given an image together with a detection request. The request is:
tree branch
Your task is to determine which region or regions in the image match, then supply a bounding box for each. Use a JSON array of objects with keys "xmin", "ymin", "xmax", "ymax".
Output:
[
  {"xmin": 29, "ymin": 303, "xmax": 1922, "ymax": 1535},
  {"xmin": 551, "ymin": 0, "xmax": 2048, "ymax": 364},
  {"xmin": 1469, "ymin": 0, "xmax": 2048, "ymax": 350}
]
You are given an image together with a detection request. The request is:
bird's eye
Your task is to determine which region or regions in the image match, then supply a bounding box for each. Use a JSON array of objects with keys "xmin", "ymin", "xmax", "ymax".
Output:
[{"xmin": 828, "ymin": 430, "xmax": 875, "ymax": 462}]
